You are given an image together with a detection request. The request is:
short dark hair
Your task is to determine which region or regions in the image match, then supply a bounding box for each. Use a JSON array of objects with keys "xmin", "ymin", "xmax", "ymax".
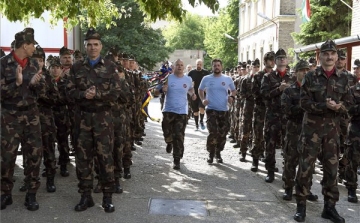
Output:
[{"xmin": 212, "ymin": 58, "xmax": 222, "ymax": 65}]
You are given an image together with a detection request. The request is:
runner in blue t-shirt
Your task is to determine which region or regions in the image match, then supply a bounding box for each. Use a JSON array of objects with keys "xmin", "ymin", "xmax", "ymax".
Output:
[
  {"xmin": 198, "ymin": 59, "xmax": 237, "ymax": 164},
  {"xmin": 155, "ymin": 59, "xmax": 196, "ymax": 170}
]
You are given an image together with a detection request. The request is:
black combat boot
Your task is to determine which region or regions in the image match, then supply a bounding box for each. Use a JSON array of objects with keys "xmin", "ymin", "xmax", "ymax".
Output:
[
  {"xmin": 233, "ymin": 143, "xmax": 240, "ymax": 148},
  {"xmin": 229, "ymin": 139, "xmax": 236, "ymax": 143},
  {"xmin": 307, "ymin": 192, "xmax": 318, "ymax": 201},
  {"xmin": 239, "ymin": 153, "xmax": 246, "ymax": 162},
  {"xmin": 124, "ymin": 168, "xmax": 131, "ymax": 179},
  {"xmin": 207, "ymin": 153, "xmax": 214, "ymax": 164},
  {"xmin": 215, "ymin": 151, "xmax": 223, "ymax": 163},
  {"xmin": 293, "ymin": 202, "xmax": 306, "ymax": 222},
  {"xmin": 135, "ymin": 140, "xmax": 142, "ymax": 146},
  {"xmin": 321, "ymin": 202, "xmax": 345, "ymax": 223},
  {"xmin": 75, "ymin": 193, "xmax": 94, "ymax": 212},
  {"xmin": 93, "ymin": 180, "xmax": 101, "ymax": 193},
  {"xmin": 347, "ymin": 188, "xmax": 358, "ymax": 203},
  {"xmin": 250, "ymin": 159, "xmax": 258, "ymax": 172},
  {"xmin": 60, "ymin": 165, "xmax": 69, "ymax": 177},
  {"xmin": 46, "ymin": 177, "xmax": 56, "ymax": 193},
  {"xmin": 115, "ymin": 178, "xmax": 123, "ymax": 194},
  {"xmin": 265, "ymin": 171, "xmax": 275, "ymax": 183},
  {"xmin": 173, "ymin": 158, "xmax": 180, "ymax": 170},
  {"xmin": 1, "ymin": 194, "xmax": 13, "ymax": 210},
  {"xmin": 19, "ymin": 182, "xmax": 27, "ymax": 192},
  {"xmin": 102, "ymin": 193, "xmax": 115, "ymax": 213},
  {"xmin": 282, "ymin": 188, "xmax": 292, "ymax": 201},
  {"xmin": 137, "ymin": 137, "xmax": 144, "ymax": 141},
  {"xmin": 24, "ymin": 193, "xmax": 39, "ymax": 211},
  {"xmin": 166, "ymin": 143, "xmax": 173, "ymax": 153}
]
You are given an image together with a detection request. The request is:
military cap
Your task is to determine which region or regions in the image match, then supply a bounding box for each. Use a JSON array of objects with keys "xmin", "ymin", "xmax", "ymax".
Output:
[
  {"xmin": 252, "ymin": 58, "xmax": 260, "ymax": 66},
  {"xmin": 129, "ymin": 54, "xmax": 136, "ymax": 61},
  {"xmin": 294, "ymin": 59, "xmax": 309, "ymax": 71},
  {"xmin": 320, "ymin": 39, "xmax": 337, "ymax": 52},
  {"xmin": 240, "ymin": 62, "xmax": 247, "ymax": 70},
  {"xmin": 275, "ymin": 48, "xmax": 287, "ymax": 59},
  {"xmin": 84, "ymin": 27, "xmax": 101, "ymax": 41},
  {"xmin": 353, "ymin": 59, "xmax": 360, "ymax": 68},
  {"xmin": 308, "ymin": 57, "xmax": 316, "ymax": 66},
  {"xmin": 237, "ymin": 62, "xmax": 242, "ymax": 67},
  {"xmin": 49, "ymin": 56, "xmax": 61, "ymax": 67},
  {"xmin": 247, "ymin": 60, "xmax": 252, "ymax": 65},
  {"xmin": 337, "ymin": 50, "xmax": 346, "ymax": 59},
  {"xmin": 46, "ymin": 55, "xmax": 54, "ymax": 63},
  {"xmin": 225, "ymin": 68, "xmax": 230, "ymax": 72},
  {"xmin": 15, "ymin": 28, "xmax": 38, "ymax": 46},
  {"xmin": 107, "ymin": 46, "xmax": 118, "ymax": 56},
  {"xmin": 122, "ymin": 53, "xmax": 129, "ymax": 60},
  {"xmin": 59, "ymin": 46, "xmax": 72, "ymax": 56},
  {"xmin": 229, "ymin": 68, "xmax": 234, "ymax": 73},
  {"xmin": 32, "ymin": 45, "xmax": 45, "ymax": 60},
  {"xmin": 0, "ymin": 48, "xmax": 5, "ymax": 57},
  {"xmin": 263, "ymin": 51, "xmax": 275, "ymax": 61},
  {"xmin": 118, "ymin": 52, "xmax": 124, "ymax": 60},
  {"xmin": 73, "ymin": 49, "xmax": 83, "ymax": 58}
]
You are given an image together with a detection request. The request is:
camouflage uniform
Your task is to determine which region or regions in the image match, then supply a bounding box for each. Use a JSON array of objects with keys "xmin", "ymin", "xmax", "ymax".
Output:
[
  {"xmin": 233, "ymin": 76, "xmax": 244, "ymax": 144},
  {"xmin": 206, "ymin": 110, "xmax": 231, "ymax": 155},
  {"xmin": 1, "ymin": 28, "xmax": 45, "ymax": 203},
  {"xmin": 67, "ymin": 56, "xmax": 121, "ymax": 194}
]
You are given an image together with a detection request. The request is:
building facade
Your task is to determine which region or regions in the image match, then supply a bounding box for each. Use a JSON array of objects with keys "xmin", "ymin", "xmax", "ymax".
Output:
[
  {"xmin": 238, "ymin": 0, "xmax": 301, "ymax": 67},
  {"xmin": 351, "ymin": 0, "xmax": 360, "ymax": 62}
]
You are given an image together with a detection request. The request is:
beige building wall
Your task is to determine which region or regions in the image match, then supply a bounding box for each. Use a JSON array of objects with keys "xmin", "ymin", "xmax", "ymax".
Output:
[
  {"xmin": 351, "ymin": 0, "xmax": 360, "ymax": 63},
  {"xmin": 154, "ymin": 49, "xmax": 204, "ymax": 71}
]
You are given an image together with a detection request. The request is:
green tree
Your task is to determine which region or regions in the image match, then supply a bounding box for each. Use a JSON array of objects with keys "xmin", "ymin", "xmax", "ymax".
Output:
[
  {"xmin": 94, "ymin": 0, "xmax": 172, "ymax": 70},
  {"xmin": 203, "ymin": 0, "xmax": 239, "ymax": 69},
  {"xmin": 162, "ymin": 14, "xmax": 205, "ymax": 50},
  {"xmin": 292, "ymin": 0, "xmax": 352, "ymax": 45},
  {"xmin": 0, "ymin": 0, "xmax": 220, "ymax": 28}
]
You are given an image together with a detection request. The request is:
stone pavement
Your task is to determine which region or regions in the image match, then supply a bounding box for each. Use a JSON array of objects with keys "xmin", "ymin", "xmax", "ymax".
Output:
[{"xmin": 1, "ymin": 98, "xmax": 359, "ymax": 223}]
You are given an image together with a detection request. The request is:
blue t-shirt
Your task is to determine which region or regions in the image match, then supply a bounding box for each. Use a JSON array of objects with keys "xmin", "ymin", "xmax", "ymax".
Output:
[
  {"xmin": 156, "ymin": 74, "xmax": 193, "ymax": 114},
  {"xmin": 198, "ymin": 74, "xmax": 235, "ymax": 111}
]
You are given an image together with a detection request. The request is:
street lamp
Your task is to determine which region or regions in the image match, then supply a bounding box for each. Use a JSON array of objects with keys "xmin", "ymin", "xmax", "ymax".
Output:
[
  {"xmin": 224, "ymin": 33, "xmax": 237, "ymax": 42},
  {"xmin": 257, "ymin": 12, "xmax": 278, "ymax": 41}
]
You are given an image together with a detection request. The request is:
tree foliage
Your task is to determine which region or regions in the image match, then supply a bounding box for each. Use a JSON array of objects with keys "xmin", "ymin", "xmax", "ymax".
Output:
[
  {"xmin": 0, "ymin": 0, "xmax": 220, "ymax": 28},
  {"xmin": 292, "ymin": 0, "xmax": 352, "ymax": 45},
  {"xmin": 203, "ymin": 0, "xmax": 239, "ymax": 69},
  {"xmin": 92, "ymin": 0, "xmax": 172, "ymax": 70},
  {"xmin": 162, "ymin": 14, "xmax": 205, "ymax": 50}
]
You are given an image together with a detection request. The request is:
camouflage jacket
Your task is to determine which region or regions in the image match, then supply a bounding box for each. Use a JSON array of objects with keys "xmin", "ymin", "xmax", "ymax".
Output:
[
  {"xmin": 260, "ymin": 70, "xmax": 295, "ymax": 112},
  {"xmin": 281, "ymin": 82, "xmax": 303, "ymax": 122},
  {"xmin": 124, "ymin": 69, "xmax": 136, "ymax": 107},
  {"xmin": 112, "ymin": 78, "xmax": 133, "ymax": 111},
  {"xmin": 38, "ymin": 68, "xmax": 59, "ymax": 107},
  {"xmin": 348, "ymin": 81, "xmax": 360, "ymax": 121},
  {"xmin": 240, "ymin": 73, "xmax": 254, "ymax": 101},
  {"xmin": 300, "ymin": 66, "xmax": 354, "ymax": 116},
  {"xmin": 66, "ymin": 57, "xmax": 121, "ymax": 108},
  {"xmin": 1, "ymin": 53, "xmax": 45, "ymax": 107},
  {"xmin": 251, "ymin": 70, "xmax": 267, "ymax": 105}
]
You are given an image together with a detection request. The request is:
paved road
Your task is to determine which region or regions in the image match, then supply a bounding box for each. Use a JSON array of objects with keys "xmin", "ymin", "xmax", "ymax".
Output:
[{"xmin": 1, "ymin": 98, "xmax": 359, "ymax": 223}]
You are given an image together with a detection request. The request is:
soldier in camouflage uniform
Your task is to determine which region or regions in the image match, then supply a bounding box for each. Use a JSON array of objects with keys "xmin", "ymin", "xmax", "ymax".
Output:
[
  {"xmin": 66, "ymin": 28, "xmax": 121, "ymax": 213},
  {"xmin": 1, "ymin": 28, "xmax": 44, "ymax": 211},
  {"xmin": 250, "ymin": 51, "xmax": 275, "ymax": 172},
  {"xmin": 260, "ymin": 49, "xmax": 295, "ymax": 183},
  {"xmin": 239, "ymin": 59, "xmax": 260, "ymax": 162},
  {"xmin": 281, "ymin": 59, "xmax": 318, "ymax": 202},
  {"xmin": 229, "ymin": 64, "xmax": 243, "ymax": 144},
  {"xmin": 199, "ymin": 59, "xmax": 237, "ymax": 164},
  {"xmin": 308, "ymin": 57, "xmax": 317, "ymax": 71},
  {"xmin": 73, "ymin": 49, "xmax": 84, "ymax": 63},
  {"xmin": 344, "ymin": 59, "xmax": 360, "ymax": 203},
  {"xmin": 293, "ymin": 40, "xmax": 353, "ymax": 223}
]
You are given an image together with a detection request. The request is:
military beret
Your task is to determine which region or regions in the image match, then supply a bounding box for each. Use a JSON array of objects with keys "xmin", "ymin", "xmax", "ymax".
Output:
[
  {"xmin": 252, "ymin": 58, "xmax": 260, "ymax": 66},
  {"xmin": 84, "ymin": 27, "xmax": 101, "ymax": 41},
  {"xmin": 263, "ymin": 51, "xmax": 275, "ymax": 61},
  {"xmin": 49, "ymin": 56, "xmax": 61, "ymax": 67},
  {"xmin": 320, "ymin": 39, "xmax": 337, "ymax": 52},
  {"xmin": 294, "ymin": 59, "xmax": 309, "ymax": 71},
  {"xmin": 128, "ymin": 54, "xmax": 136, "ymax": 61},
  {"xmin": 308, "ymin": 57, "xmax": 316, "ymax": 66},
  {"xmin": 353, "ymin": 59, "xmax": 360, "ymax": 68},
  {"xmin": 0, "ymin": 48, "xmax": 5, "ymax": 57},
  {"xmin": 15, "ymin": 27, "xmax": 38, "ymax": 46},
  {"xmin": 337, "ymin": 50, "xmax": 346, "ymax": 59},
  {"xmin": 59, "ymin": 46, "xmax": 72, "ymax": 56},
  {"xmin": 275, "ymin": 48, "xmax": 286, "ymax": 59},
  {"xmin": 32, "ymin": 45, "xmax": 45, "ymax": 60}
]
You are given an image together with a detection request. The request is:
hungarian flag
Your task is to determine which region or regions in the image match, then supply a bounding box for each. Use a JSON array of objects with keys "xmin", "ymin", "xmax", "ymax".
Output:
[{"xmin": 302, "ymin": 0, "xmax": 311, "ymax": 23}]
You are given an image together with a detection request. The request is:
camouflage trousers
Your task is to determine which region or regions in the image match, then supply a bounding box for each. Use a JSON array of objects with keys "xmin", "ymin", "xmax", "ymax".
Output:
[
  {"xmin": 206, "ymin": 109, "xmax": 230, "ymax": 155},
  {"xmin": 239, "ymin": 100, "xmax": 254, "ymax": 155},
  {"xmin": 75, "ymin": 110, "xmax": 115, "ymax": 194},
  {"xmin": 53, "ymin": 106, "xmax": 70, "ymax": 165},
  {"xmin": 229, "ymin": 103, "xmax": 236, "ymax": 137},
  {"xmin": 237, "ymin": 99, "xmax": 245, "ymax": 142},
  {"xmin": 1, "ymin": 107, "xmax": 42, "ymax": 194},
  {"xmin": 339, "ymin": 114, "xmax": 349, "ymax": 153},
  {"xmin": 263, "ymin": 111, "xmax": 286, "ymax": 172},
  {"xmin": 344, "ymin": 120, "xmax": 360, "ymax": 190},
  {"xmin": 295, "ymin": 114, "xmax": 341, "ymax": 204},
  {"xmin": 251, "ymin": 103, "xmax": 266, "ymax": 159},
  {"xmin": 162, "ymin": 112, "xmax": 187, "ymax": 159},
  {"xmin": 282, "ymin": 119, "xmax": 314, "ymax": 189},
  {"xmin": 112, "ymin": 110, "xmax": 127, "ymax": 179},
  {"xmin": 39, "ymin": 106, "xmax": 57, "ymax": 177},
  {"xmin": 123, "ymin": 108, "xmax": 133, "ymax": 168},
  {"xmin": 233, "ymin": 100, "xmax": 242, "ymax": 142},
  {"xmin": 134, "ymin": 98, "xmax": 144, "ymax": 139}
]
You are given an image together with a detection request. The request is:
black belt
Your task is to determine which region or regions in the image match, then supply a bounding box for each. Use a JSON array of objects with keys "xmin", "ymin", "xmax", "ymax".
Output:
[
  {"xmin": 1, "ymin": 103, "xmax": 37, "ymax": 111},
  {"xmin": 80, "ymin": 106, "xmax": 111, "ymax": 113}
]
